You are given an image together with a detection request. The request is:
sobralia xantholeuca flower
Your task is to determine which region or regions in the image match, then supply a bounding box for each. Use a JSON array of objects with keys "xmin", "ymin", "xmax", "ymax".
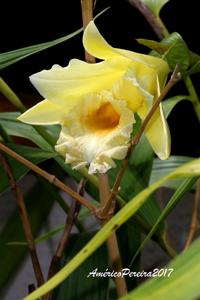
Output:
[{"xmin": 18, "ymin": 21, "xmax": 170, "ymax": 174}]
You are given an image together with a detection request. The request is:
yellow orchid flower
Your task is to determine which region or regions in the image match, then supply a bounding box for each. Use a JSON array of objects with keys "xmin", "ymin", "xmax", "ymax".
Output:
[{"xmin": 18, "ymin": 21, "xmax": 170, "ymax": 174}]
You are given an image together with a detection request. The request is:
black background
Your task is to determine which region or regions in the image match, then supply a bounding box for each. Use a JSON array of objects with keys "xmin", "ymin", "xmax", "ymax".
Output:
[{"xmin": 0, "ymin": 0, "xmax": 200, "ymax": 156}]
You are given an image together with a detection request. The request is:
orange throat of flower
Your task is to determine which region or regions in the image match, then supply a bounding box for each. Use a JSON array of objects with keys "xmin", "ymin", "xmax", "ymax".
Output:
[{"xmin": 83, "ymin": 102, "xmax": 120, "ymax": 134}]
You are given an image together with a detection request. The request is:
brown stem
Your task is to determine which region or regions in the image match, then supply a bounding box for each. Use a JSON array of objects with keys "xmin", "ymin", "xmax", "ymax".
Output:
[
  {"xmin": 0, "ymin": 142, "xmax": 97, "ymax": 213},
  {"xmin": 184, "ymin": 178, "xmax": 200, "ymax": 250},
  {"xmin": 48, "ymin": 179, "xmax": 85, "ymax": 277},
  {"xmin": 99, "ymin": 174, "xmax": 127, "ymax": 297},
  {"xmin": 127, "ymin": 0, "xmax": 168, "ymax": 39},
  {"xmin": 44, "ymin": 179, "xmax": 85, "ymax": 300},
  {"xmin": 81, "ymin": 0, "xmax": 96, "ymax": 63},
  {"xmin": 0, "ymin": 153, "xmax": 44, "ymax": 287},
  {"xmin": 101, "ymin": 65, "xmax": 181, "ymax": 217}
]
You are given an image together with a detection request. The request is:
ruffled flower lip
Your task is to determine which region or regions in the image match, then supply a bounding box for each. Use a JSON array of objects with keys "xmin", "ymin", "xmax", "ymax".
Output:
[{"xmin": 55, "ymin": 91, "xmax": 135, "ymax": 174}]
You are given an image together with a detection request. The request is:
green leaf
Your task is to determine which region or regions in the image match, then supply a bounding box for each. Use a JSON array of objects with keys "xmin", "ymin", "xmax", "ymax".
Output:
[
  {"xmin": 7, "ymin": 224, "xmax": 65, "ymax": 246},
  {"xmin": 0, "ymin": 143, "xmax": 56, "ymax": 195},
  {"xmin": 0, "ymin": 112, "xmax": 51, "ymax": 150},
  {"xmin": 8, "ymin": 143, "xmax": 56, "ymax": 160},
  {"xmin": 0, "ymin": 7, "xmax": 110, "ymax": 70},
  {"xmin": 150, "ymin": 156, "xmax": 194, "ymax": 189},
  {"xmin": 137, "ymin": 38, "xmax": 168, "ymax": 53},
  {"xmin": 141, "ymin": 0, "xmax": 169, "ymax": 16},
  {"xmin": 122, "ymin": 236, "xmax": 200, "ymax": 300},
  {"xmin": 129, "ymin": 176, "xmax": 197, "ymax": 266},
  {"xmin": 188, "ymin": 51, "xmax": 200, "ymax": 75},
  {"xmin": 53, "ymin": 232, "xmax": 109, "ymax": 300},
  {"xmin": 0, "ymin": 123, "xmax": 12, "ymax": 142},
  {"xmin": 160, "ymin": 33, "xmax": 190, "ymax": 71},
  {"xmin": 163, "ymin": 95, "xmax": 190, "ymax": 118},
  {"xmin": 23, "ymin": 157, "xmax": 200, "ymax": 300},
  {"xmin": 138, "ymin": 33, "xmax": 190, "ymax": 72},
  {"xmin": 117, "ymin": 221, "xmax": 141, "ymax": 291},
  {"xmin": 0, "ymin": 180, "xmax": 54, "ymax": 291}
]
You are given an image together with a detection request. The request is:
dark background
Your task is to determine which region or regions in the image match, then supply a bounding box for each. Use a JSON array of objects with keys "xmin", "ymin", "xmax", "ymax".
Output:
[{"xmin": 0, "ymin": 0, "xmax": 200, "ymax": 156}]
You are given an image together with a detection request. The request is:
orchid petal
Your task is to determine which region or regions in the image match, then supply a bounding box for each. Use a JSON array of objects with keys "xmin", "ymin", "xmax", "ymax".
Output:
[
  {"xmin": 83, "ymin": 21, "xmax": 169, "ymax": 76},
  {"xmin": 113, "ymin": 63, "xmax": 154, "ymax": 115},
  {"xmin": 145, "ymin": 104, "xmax": 171, "ymax": 160},
  {"xmin": 83, "ymin": 21, "xmax": 118, "ymax": 60},
  {"xmin": 18, "ymin": 99, "xmax": 63, "ymax": 125},
  {"xmin": 29, "ymin": 59, "xmax": 127, "ymax": 107}
]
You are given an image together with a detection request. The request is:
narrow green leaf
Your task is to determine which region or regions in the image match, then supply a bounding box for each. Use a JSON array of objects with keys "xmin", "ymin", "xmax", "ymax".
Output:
[
  {"xmin": 0, "ymin": 124, "xmax": 12, "ymax": 142},
  {"xmin": 163, "ymin": 95, "xmax": 190, "ymax": 118},
  {"xmin": 23, "ymin": 157, "xmax": 200, "ymax": 300},
  {"xmin": 188, "ymin": 51, "xmax": 200, "ymax": 75},
  {"xmin": 0, "ymin": 112, "xmax": 51, "ymax": 150},
  {"xmin": 137, "ymin": 38, "xmax": 168, "ymax": 53},
  {"xmin": 129, "ymin": 176, "xmax": 197, "ymax": 266},
  {"xmin": 0, "ymin": 144, "xmax": 56, "ymax": 195},
  {"xmin": 7, "ymin": 224, "xmax": 65, "ymax": 246},
  {"xmin": 122, "ymin": 236, "xmax": 200, "ymax": 300},
  {"xmin": 0, "ymin": 112, "xmax": 21, "ymax": 120},
  {"xmin": 0, "ymin": 7, "xmax": 110, "ymax": 69},
  {"xmin": 53, "ymin": 233, "xmax": 109, "ymax": 300},
  {"xmin": 150, "ymin": 156, "xmax": 194, "ymax": 189},
  {"xmin": 117, "ymin": 221, "xmax": 141, "ymax": 291},
  {"xmin": 141, "ymin": 0, "xmax": 169, "ymax": 16},
  {"xmin": 0, "ymin": 32, "xmax": 83, "ymax": 70}
]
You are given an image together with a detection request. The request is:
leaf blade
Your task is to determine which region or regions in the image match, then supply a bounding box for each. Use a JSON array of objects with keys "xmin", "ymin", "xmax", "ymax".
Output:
[
  {"xmin": 129, "ymin": 176, "xmax": 197, "ymax": 266},
  {"xmin": 53, "ymin": 233, "xmax": 109, "ymax": 300},
  {"xmin": 122, "ymin": 237, "xmax": 200, "ymax": 300}
]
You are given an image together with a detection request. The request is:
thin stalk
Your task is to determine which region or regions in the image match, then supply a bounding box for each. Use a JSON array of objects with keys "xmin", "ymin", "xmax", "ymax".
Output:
[
  {"xmin": 0, "ymin": 153, "xmax": 44, "ymax": 287},
  {"xmin": 81, "ymin": 0, "xmax": 96, "ymax": 63},
  {"xmin": 127, "ymin": 0, "xmax": 168, "ymax": 39},
  {"xmin": 0, "ymin": 77, "xmax": 26, "ymax": 112},
  {"xmin": 184, "ymin": 77, "xmax": 200, "ymax": 121},
  {"xmin": 45, "ymin": 179, "xmax": 85, "ymax": 300},
  {"xmin": 99, "ymin": 174, "xmax": 127, "ymax": 297},
  {"xmin": 157, "ymin": 16, "xmax": 170, "ymax": 37},
  {"xmin": 0, "ymin": 142, "xmax": 97, "ymax": 213}
]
